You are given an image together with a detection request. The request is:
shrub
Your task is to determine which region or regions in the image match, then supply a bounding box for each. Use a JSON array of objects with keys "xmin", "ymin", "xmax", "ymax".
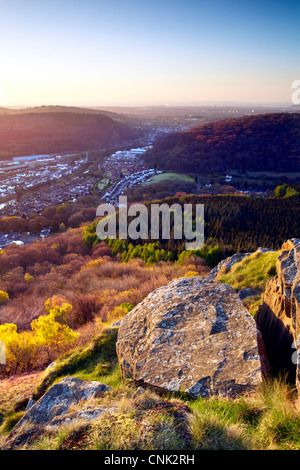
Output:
[
  {"xmin": 0, "ymin": 291, "xmax": 9, "ymax": 305},
  {"xmin": 107, "ymin": 303, "xmax": 134, "ymax": 323},
  {"xmin": 0, "ymin": 216, "xmax": 29, "ymax": 233},
  {"xmin": 0, "ymin": 324, "xmax": 37, "ymax": 374},
  {"xmin": 176, "ymin": 244, "xmax": 222, "ymax": 268},
  {"xmin": 24, "ymin": 273, "xmax": 34, "ymax": 283},
  {"xmin": 183, "ymin": 271, "xmax": 199, "ymax": 278},
  {"xmin": 91, "ymin": 242, "xmax": 112, "ymax": 259},
  {"xmin": 274, "ymin": 184, "xmax": 299, "ymax": 198},
  {"xmin": 82, "ymin": 259, "xmax": 108, "ymax": 269},
  {"xmin": 70, "ymin": 294, "xmax": 101, "ymax": 328},
  {"xmin": 31, "ymin": 311, "xmax": 78, "ymax": 361},
  {"xmin": 44, "ymin": 296, "xmax": 73, "ymax": 324},
  {"xmin": 0, "ymin": 297, "xmax": 80, "ymax": 374}
]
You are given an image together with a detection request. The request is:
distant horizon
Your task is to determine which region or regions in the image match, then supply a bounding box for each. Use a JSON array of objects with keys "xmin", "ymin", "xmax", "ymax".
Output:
[{"xmin": 1, "ymin": 100, "xmax": 297, "ymax": 110}]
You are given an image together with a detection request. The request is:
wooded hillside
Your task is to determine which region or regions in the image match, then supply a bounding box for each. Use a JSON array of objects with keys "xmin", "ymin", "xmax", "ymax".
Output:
[
  {"xmin": 0, "ymin": 110, "xmax": 142, "ymax": 160},
  {"xmin": 145, "ymin": 113, "xmax": 300, "ymax": 173}
]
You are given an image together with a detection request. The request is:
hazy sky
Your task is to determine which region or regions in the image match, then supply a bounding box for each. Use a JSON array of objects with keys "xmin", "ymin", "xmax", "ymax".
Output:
[{"xmin": 0, "ymin": 0, "xmax": 299, "ymax": 106}]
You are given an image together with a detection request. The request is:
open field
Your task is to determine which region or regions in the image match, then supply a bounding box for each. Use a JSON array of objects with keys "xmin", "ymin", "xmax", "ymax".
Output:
[{"xmin": 145, "ymin": 172, "xmax": 195, "ymax": 185}]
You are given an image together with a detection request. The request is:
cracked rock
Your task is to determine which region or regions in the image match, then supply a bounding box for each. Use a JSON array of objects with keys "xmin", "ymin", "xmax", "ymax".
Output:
[{"xmin": 117, "ymin": 276, "xmax": 265, "ymax": 398}]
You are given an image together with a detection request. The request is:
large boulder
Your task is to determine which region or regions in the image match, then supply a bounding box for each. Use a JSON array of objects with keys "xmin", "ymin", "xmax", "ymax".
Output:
[
  {"xmin": 255, "ymin": 239, "xmax": 300, "ymax": 386},
  {"xmin": 117, "ymin": 277, "xmax": 265, "ymax": 398}
]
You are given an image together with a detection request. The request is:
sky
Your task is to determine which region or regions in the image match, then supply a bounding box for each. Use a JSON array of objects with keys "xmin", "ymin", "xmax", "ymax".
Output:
[{"xmin": 0, "ymin": 0, "xmax": 299, "ymax": 107}]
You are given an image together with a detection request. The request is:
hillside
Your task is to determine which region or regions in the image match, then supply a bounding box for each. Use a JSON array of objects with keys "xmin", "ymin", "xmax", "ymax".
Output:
[
  {"xmin": 0, "ymin": 109, "xmax": 142, "ymax": 160},
  {"xmin": 1, "ymin": 241, "xmax": 300, "ymax": 450},
  {"xmin": 88, "ymin": 193, "xmax": 300, "ymax": 259},
  {"xmin": 145, "ymin": 113, "xmax": 300, "ymax": 174}
]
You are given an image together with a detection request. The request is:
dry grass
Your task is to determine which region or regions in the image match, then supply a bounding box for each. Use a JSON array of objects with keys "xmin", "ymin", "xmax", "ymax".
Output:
[
  {"xmin": 12, "ymin": 387, "xmax": 192, "ymax": 451},
  {"xmin": 4, "ymin": 377, "xmax": 300, "ymax": 450},
  {"xmin": 0, "ymin": 371, "xmax": 42, "ymax": 412}
]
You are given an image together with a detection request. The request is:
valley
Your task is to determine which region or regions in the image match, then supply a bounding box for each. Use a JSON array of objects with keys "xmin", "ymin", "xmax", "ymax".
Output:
[
  {"xmin": 0, "ymin": 107, "xmax": 299, "ymax": 250},
  {"xmin": 2, "ymin": 0, "xmax": 300, "ymax": 453},
  {"xmin": 0, "ymin": 105, "xmax": 300, "ymax": 451}
]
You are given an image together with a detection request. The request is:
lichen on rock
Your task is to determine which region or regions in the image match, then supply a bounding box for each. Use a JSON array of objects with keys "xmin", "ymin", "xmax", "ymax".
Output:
[{"xmin": 117, "ymin": 276, "xmax": 265, "ymax": 398}]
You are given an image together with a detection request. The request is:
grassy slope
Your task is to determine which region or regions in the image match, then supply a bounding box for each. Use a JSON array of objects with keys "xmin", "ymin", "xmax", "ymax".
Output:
[
  {"xmin": 33, "ymin": 327, "xmax": 121, "ymax": 399},
  {"xmin": 217, "ymin": 250, "xmax": 279, "ymax": 316}
]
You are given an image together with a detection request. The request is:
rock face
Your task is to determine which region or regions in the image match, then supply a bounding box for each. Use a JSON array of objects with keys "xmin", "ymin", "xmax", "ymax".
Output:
[
  {"xmin": 11, "ymin": 377, "xmax": 112, "ymax": 430},
  {"xmin": 117, "ymin": 277, "xmax": 265, "ymax": 398},
  {"xmin": 255, "ymin": 239, "xmax": 300, "ymax": 386},
  {"xmin": 239, "ymin": 287, "xmax": 260, "ymax": 300},
  {"xmin": 5, "ymin": 377, "xmax": 115, "ymax": 449}
]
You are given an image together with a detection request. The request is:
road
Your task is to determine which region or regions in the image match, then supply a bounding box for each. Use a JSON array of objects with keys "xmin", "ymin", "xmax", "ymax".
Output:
[{"xmin": 98, "ymin": 145, "xmax": 157, "ymax": 205}]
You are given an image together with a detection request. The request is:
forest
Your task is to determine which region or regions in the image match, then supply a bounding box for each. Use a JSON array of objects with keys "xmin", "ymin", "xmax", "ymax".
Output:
[
  {"xmin": 0, "ymin": 110, "xmax": 142, "ymax": 160},
  {"xmin": 0, "ymin": 199, "xmax": 97, "ymax": 234},
  {"xmin": 83, "ymin": 192, "xmax": 300, "ymax": 259},
  {"xmin": 145, "ymin": 113, "xmax": 300, "ymax": 174}
]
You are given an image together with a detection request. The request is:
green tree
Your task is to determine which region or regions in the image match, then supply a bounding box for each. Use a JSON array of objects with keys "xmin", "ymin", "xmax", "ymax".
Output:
[
  {"xmin": 274, "ymin": 184, "xmax": 288, "ymax": 197},
  {"xmin": 285, "ymin": 186, "xmax": 299, "ymax": 198}
]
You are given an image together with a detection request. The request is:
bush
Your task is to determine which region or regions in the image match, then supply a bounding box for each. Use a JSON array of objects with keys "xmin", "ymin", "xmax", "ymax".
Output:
[
  {"xmin": 274, "ymin": 184, "xmax": 299, "ymax": 198},
  {"xmin": 0, "ymin": 324, "xmax": 37, "ymax": 374},
  {"xmin": 183, "ymin": 271, "xmax": 199, "ymax": 278},
  {"xmin": 31, "ymin": 313, "xmax": 78, "ymax": 361},
  {"xmin": 107, "ymin": 303, "xmax": 134, "ymax": 323},
  {"xmin": 176, "ymin": 244, "xmax": 222, "ymax": 268},
  {"xmin": 0, "ymin": 216, "xmax": 29, "ymax": 233},
  {"xmin": 0, "ymin": 297, "xmax": 79, "ymax": 374},
  {"xmin": 0, "ymin": 291, "xmax": 9, "ymax": 305},
  {"xmin": 70, "ymin": 294, "xmax": 101, "ymax": 328},
  {"xmin": 24, "ymin": 273, "xmax": 34, "ymax": 283}
]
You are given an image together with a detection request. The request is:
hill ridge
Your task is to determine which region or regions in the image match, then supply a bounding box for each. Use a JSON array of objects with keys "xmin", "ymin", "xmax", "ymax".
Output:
[
  {"xmin": 0, "ymin": 110, "xmax": 141, "ymax": 160},
  {"xmin": 145, "ymin": 112, "xmax": 300, "ymax": 174}
]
